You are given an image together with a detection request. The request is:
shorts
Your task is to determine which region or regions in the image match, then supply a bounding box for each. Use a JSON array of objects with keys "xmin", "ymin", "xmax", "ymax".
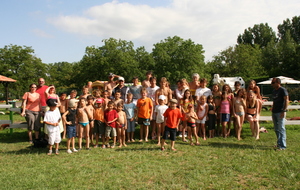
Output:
[
  {"xmin": 117, "ymin": 124, "xmax": 125, "ymax": 128},
  {"xmin": 221, "ymin": 113, "xmax": 230, "ymax": 122},
  {"xmin": 25, "ymin": 110, "xmax": 41, "ymax": 131},
  {"xmin": 66, "ymin": 125, "xmax": 76, "ymax": 138},
  {"xmin": 93, "ymin": 120, "xmax": 105, "ymax": 135},
  {"xmin": 48, "ymin": 131, "xmax": 61, "ymax": 145},
  {"xmin": 236, "ymin": 112, "xmax": 244, "ymax": 116},
  {"xmin": 187, "ymin": 122, "xmax": 196, "ymax": 128},
  {"xmin": 105, "ymin": 126, "xmax": 117, "ymax": 137},
  {"xmin": 138, "ymin": 117, "xmax": 150, "ymax": 126},
  {"xmin": 196, "ymin": 117, "xmax": 206, "ymax": 124},
  {"xmin": 126, "ymin": 119, "xmax": 135, "ymax": 132},
  {"xmin": 162, "ymin": 126, "xmax": 177, "ymax": 141}
]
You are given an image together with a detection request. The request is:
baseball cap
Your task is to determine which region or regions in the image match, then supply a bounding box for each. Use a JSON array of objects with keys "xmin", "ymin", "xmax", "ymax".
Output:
[
  {"xmin": 69, "ymin": 99, "xmax": 79, "ymax": 108},
  {"xmin": 118, "ymin": 77, "xmax": 125, "ymax": 81},
  {"xmin": 96, "ymin": 98, "xmax": 104, "ymax": 104},
  {"xmin": 158, "ymin": 95, "xmax": 166, "ymax": 100}
]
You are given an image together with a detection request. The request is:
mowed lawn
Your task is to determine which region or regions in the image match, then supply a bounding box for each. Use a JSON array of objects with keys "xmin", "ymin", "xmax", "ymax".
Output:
[{"xmin": 0, "ymin": 110, "xmax": 299, "ymax": 189}]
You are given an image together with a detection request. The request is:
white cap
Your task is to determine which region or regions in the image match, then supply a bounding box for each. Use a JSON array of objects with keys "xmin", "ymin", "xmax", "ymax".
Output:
[
  {"xmin": 118, "ymin": 77, "xmax": 125, "ymax": 81},
  {"xmin": 158, "ymin": 95, "xmax": 166, "ymax": 100}
]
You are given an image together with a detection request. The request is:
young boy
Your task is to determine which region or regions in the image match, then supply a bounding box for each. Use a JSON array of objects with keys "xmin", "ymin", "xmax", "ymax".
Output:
[
  {"xmin": 86, "ymin": 95, "xmax": 95, "ymax": 146},
  {"xmin": 137, "ymin": 88, "xmax": 153, "ymax": 142},
  {"xmin": 80, "ymin": 85, "xmax": 90, "ymax": 99},
  {"xmin": 124, "ymin": 93, "xmax": 137, "ymax": 142},
  {"xmin": 185, "ymin": 104, "xmax": 200, "ymax": 146},
  {"xmin": 114, "ymin": 91, "xmax": 124, "ymax": 107},
  {"xmin": 104, "ymin": 101, "xmax": 119, "ymax": 148},
  {"xmin": 116, "ymin": 102, "xmax": 127, "ymax": 148},
  {"xmin": 62, "ymin": 99, "xmax": 79, "ymax": 153},
  {"xmin": 59, "ymin": 92, "xmax": 68, "ymax": 139},
  {"xmin": 44, "ymin": 99, "xmax": 61, "ymax": 155},
  {"xmin": 77, "ymin": 97, "xmax": 92, "ymax": 150},
  {"xmin": 161, "ymin": 99, "xmax": 182, "ymax": 151},
  {"xmin": 94, "ymin": 98, "xmax": 106, "ymax": 148},
  {"xmin": 154, "ymin": 95, "xmax": 168, "ymax": 145},
  {"xmin": 129, "ymin": 77, "xmax": 142, "ymax": 105},
  {"xmin": 103, "ymin": 90, "xmax": 110, "ymax": 109}
]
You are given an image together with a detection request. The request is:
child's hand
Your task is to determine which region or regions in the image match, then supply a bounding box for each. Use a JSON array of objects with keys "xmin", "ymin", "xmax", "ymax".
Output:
[
  {"xmin": 130, "ymin": 118, "xmax": 134, "ymax": 122},
  {"xmin": 54, "ymin": 123, "xmax": 59, "ymax": 126},
  {"xmin": 66, "ymin": 121, "xmax": 72, "ymax": 125}
]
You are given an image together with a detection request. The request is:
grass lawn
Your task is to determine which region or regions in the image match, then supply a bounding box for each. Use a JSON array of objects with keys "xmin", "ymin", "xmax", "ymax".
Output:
[{"xmin": 0, "ymin": 109, "xmax": 299, "ymax": 189}]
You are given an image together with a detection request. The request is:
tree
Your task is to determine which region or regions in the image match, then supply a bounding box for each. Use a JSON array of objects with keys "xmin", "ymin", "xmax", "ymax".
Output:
[
  {"xmin": 0, "ymin": 44, "xmax": 47, "ymax": 98},
  {"xmin": 278, "ymin": 16, "xmax": 300, "ymax": 44},
  {"xmin": 152, "ymin": 36, "xmax": 205, "ymax": 84},
  {"xmin": 237, "ymin": 23, "xmax": 277, "ymax": 48}
]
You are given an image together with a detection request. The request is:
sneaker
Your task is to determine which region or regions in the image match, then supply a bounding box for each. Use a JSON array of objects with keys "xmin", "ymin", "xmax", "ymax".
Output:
[
  {"xmin": 178, "ymin": 132, "xmax": 182, "ymax": 137},
  {"xmin": 72, "ymin": 148, "xmax": 78, "ymax": 152},
  {"xmin": 67, "ymin": 149, "xmax": 72, "ymax": 154}
]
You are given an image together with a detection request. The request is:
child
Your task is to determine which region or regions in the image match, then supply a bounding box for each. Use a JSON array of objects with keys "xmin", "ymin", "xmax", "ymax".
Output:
[
  {"xmin": 80, "ymin": 85, "xmax": 90, "ymax": 99},
  {"xmin": 103, "ymin": 90, "xmax": 110, "ymax": 109},
  {"xmin": 161, "ymin": 99, "xmax": 182, "ymax": 151},
  {"xmin": 129, "ymin": 77, "xmax": 142, "ymax": 105},
  {"xmin": 104, "ymin": 101, "xmax": 119, "ymax": 148},
  {"xmin": 142, "ymin": 71, "xmax": 153, "ymax": 88},
  {"xmin": 222, "ymin": 84, "xmax": 234, "ymax": 136},
  {"xmin": 220, "ymin": 91, "xmax": 231, "ymax": 138},
  {"xmin": 44, "ymin": 99, "xmax": 61, "ymax": 155},
  {"xmin": 116, "ymin": 102, "xmax": 127, "ymax": 147},
  {"xmin": 179, "ymin": 89, "xmax": 194, "ymax": 142},
  {"xmin": 212, "ymin": 84, "xmax": 222, "ymax": 136},
  {"xmin": 68, "ymin": 90, "xmax": 78, "ymax": 136},
  {"xmin": 92, "ymin": 89, "xmax": 102, "ymax": 104},
  {"xmin": 137, "ymin": 88, "xmax": 153, "ymax": 142},
  {"xmin": 124, "ymin": 93, "xmax": 137, "ymax": 142},
  {"xmin": 94, "ymin": 98, "xmax": 106, "ymax": 148},
  {"xmin": 233, "ymin": 89, "xmax": 246, "ymax": 140},
  {"xmin": 197, "ymin": 95, "xmax": 208, "ymax": 140},
  {"xmin": 185, "ymin": 104, "xmax": 199, "ymax": 145},
  {"xmin": 154, "ymin": 95, "xmax": 168, "ymax": 145},
  {"xmin": 114, "ymin": 91, "xmax": 124, "ymax": 107},
  {"xmin": 207, "ymin": 95, "xmax": 216, "ymax": 138},
  {"xmin": 246, "ymin": 90, "xmax": 260, "ymax": 140},
  {"xmin": 59, "ymin": 92, "xmax": 68, "ymax": 139},
  {"xmin": 77, "ymin": 97, "xmax": 92, "ymax": 150},
  {"xmin": 155, "ymin": 77, "xmax": 172, "ymax": 105},
  {"xmin": 195, "ymin": 78, "xmax": 212, "ymax": 101},
  {"xmin": 62, "ymin": 99, "xmax": 79, "ymax": 153},
  {"xmin": 86, "ymin": 95, "xmax": 95, "ymax": 146}
]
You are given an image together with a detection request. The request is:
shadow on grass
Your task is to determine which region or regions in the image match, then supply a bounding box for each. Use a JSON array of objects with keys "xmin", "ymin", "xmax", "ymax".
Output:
[{"xmin": 206, "ymin": 142, "xmax": 271, "ymax": 150}]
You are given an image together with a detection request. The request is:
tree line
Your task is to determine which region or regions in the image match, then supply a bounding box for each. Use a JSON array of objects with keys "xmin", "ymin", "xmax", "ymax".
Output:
[{"xmin": 1, "ymin": 16, "xmax": 299, "ymax": 99}]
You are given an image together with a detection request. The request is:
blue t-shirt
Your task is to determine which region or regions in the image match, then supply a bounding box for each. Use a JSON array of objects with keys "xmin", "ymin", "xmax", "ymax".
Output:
[
  {"xmin": 129, "ymin": 85, "xmax": 142, "ymax": 100},
  {"xmin": 272, "ymin": 86, "xmax": 288, "ymax": 113},
  {"xmin": 124, "ymin": 102, "xmax": 136, "ymax": 119}
]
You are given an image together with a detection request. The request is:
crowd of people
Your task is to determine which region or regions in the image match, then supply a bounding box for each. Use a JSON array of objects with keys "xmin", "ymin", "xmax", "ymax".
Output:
[{"xmin": 21, "ymin": 72, "xmax": 289, "ymax": 155}]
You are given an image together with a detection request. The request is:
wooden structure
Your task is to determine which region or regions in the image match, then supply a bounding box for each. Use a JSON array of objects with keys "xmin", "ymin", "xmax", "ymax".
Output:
[{"xmin": 0, "ymin": 75, "xmax": 17, "ymax": 105}]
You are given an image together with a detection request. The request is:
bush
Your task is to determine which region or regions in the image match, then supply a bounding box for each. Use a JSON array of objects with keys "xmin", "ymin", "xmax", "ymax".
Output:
[{"xmin": 286, "ymin": 87, "xmax": 300, "ymax": 101}]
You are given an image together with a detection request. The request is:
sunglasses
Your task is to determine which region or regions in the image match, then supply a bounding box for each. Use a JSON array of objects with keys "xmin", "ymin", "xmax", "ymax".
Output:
[
  {"xmin": 31, "ymin": 87, "xmax": 37, "ymax": 88},
  {"xmin": 271, "ymin": 82, "xmax": 275, "ymax": 84}
]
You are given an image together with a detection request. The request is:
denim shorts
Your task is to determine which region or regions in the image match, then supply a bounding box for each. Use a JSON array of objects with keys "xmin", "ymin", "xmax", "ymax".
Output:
[
  {"xmin": 221, "ymin": 113, "xmax": 230, "ymax": 122},
  {"xmin": 66, "ymin": 125, "xmax": 76, "ymax": 139}
]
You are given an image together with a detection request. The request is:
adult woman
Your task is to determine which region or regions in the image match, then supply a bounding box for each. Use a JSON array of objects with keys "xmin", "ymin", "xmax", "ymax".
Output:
[{"xmin": 21, "ymin": 83, "xmax": 41, "ymax": 143}]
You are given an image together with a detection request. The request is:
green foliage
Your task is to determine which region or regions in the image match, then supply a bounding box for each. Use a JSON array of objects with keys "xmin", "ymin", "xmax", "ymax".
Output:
[
  {"xmin": 152, "ymin": 36, "xmax": 205, "ymax": 84},
  {"xmin": 0, "ymin": 44, "xmax": 47, "ymax": 98},
  {"xmin": 278, "ymin": 16, "xmax": 300, "ymax": 44},
  {"xmin": 286, "ymin": 87, "xmax": 300, "ymax": 101}
]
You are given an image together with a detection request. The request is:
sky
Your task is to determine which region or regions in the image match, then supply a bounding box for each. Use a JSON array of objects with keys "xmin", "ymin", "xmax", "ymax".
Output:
[{"xmin": 1, "ymin": 0, "xmax": 299, "ymax": 64}]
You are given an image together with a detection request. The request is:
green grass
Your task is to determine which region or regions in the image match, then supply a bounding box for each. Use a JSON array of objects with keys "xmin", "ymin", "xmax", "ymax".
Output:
[{"xmin": 0, "ymin": 110, "xmax": 300, "ymax": 189}]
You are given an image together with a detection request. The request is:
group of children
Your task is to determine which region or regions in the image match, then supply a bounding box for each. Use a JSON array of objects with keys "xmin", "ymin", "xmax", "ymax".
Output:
[{"xmin": 42, "ymin": 72, "xmax": 263, "ymax": 155}]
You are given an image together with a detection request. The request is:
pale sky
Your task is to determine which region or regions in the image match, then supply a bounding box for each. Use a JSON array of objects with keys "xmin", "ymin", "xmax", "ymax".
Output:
[{"xmin": 1, "ymin": 0, "xmax": 299, "ymax": 64}]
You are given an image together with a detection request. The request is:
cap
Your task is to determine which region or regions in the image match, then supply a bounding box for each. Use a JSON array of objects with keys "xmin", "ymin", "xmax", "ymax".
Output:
[
  {"xmin": 96, "ymin": 98, "xmax": 104, "ymax": 104},
  {"xmin": 46, "ymin": 99, "xmax": 58, "ymax": 107},
  {"xmin": 169, "ymin": 99, "xmax": 178, "ymax": 104},
  {"xmin": 158, "ymin": 95, "xmax": 166, "ymax": 100},
  {"xmin": 118, "ymin": 77, "xmax": 125, "ymax": 81},
  {"xmin": 69, "ymin": 99, "xmax": 79, "ymax": 108}
]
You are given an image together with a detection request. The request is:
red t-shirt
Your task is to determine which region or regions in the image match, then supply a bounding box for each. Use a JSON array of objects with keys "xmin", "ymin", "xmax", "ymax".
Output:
[
  {"xmin": 163, "ymin": 108, "xmax": 182, "ymax": 129},
  {"xmin": 36, "ymin": 85, "xmax": 48, "ymax": 107},
  {"xmin": 104, "ymin": 109, "xmax": 119, "ymax": 128}
]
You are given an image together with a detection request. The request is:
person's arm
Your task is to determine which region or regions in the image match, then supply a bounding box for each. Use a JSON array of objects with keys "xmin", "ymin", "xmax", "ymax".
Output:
[
  {"xmin": 44, "ymin": 86, "xmax": 52, "ymax": 99},
  {"xmin": 149, "ymin": 99, "xmax": 153, "ymax": 120},
  {"xmin": 62, "ymin": 111, "xmax": 71, "ymax": 125},
  {"xmin": 232, "ymin": 98, "xmax": 237, "ymax": 117},
  {"xmin": 124, "ymin": 112, "xmax": 127, "ymax": 130},
  {"xmin": 21, "ymin": 97, "xmax": 27, "ymax": 117},
  {"xmin": 281, "ymin": 95, "xmax": 289, "ymax": 118},
  {"xmin": 155, "ymin": 90, "xmax": 159, "ymax": 105}
]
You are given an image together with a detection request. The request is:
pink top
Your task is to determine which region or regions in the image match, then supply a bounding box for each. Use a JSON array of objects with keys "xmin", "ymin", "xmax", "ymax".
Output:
[
  {"xmin": 220, "ymin": 100, "xmax": 230, "ymax": 114},
  {"xmin": 36, "ymin": 85, "xmax": 48, "ymax": 106},
  {"xmin": 22, "ymin": 92, "xmax": 41, "ymax": 112}
]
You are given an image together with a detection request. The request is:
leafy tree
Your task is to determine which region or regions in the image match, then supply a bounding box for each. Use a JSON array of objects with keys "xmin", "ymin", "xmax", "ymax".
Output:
[
  {"xmin": 0, "ymin": 44, "xmax": 47, "ymax": 98},
  {"xmin": 152, "ymin": 36, "xmax": 205, "ymax": 84},
  {"xmin": 278, "ymin": 16, "xmax": 300, "ymax": 44},
  {"xmin": 237, "ymin": 23, "xmax": 277, "ymax": 48}
]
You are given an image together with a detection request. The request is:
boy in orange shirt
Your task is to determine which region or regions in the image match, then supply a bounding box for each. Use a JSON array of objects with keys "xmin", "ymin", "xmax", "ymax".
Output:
[
  {"xmin": 161, "ymin": 99, "xmax": 183, "ymax": 151},
  {"xmin": 137, "ymin": 88, "xmax": 153, "ymax": 142},
  {"xmin": 94, "ymin": 98, "xmax": 106, "ymax": 148}
]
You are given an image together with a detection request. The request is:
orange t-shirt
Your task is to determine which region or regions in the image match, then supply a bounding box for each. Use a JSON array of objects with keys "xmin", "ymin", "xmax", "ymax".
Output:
[
  {"xmin": 163, "ymin": 108, "xmax": 182, "ymax": 128},
  {"xmin": 22, "ymin": 92, "xmax": 41, "ymax": 112},
  {"xmin": 94, "ymin": 107, "xmax": 105, "ymax": 122},
  {"xmin": 137, "ymin": 98, "xmax": 153, "ymax": 119}
]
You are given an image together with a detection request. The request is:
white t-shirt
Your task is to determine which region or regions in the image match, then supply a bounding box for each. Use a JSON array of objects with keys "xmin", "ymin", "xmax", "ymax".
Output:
[
  {"xmin": 44, "ymin": 109, "xmax": 61, "ymax": 133},
  {"xmin": 154, "ymin": 104, "xmax": 169, "ymax": 123},
  {"xmin": 147, "ymin": 86, "xmax": 160, "ymax": 104},
  {"xmin": 195, "ymin": 87, "xmax": 212, "ymax": 98}
]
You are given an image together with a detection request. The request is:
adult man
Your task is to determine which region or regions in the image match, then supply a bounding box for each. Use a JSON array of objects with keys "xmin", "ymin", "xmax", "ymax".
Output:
[
  {"xmin": 271, "ymin": 77, "xmax": 289, "ymax": 150},
  {"xmin": 104, "ymin": 73, "xmax": 120, "ymax": 98},
  {"xmin": 36, "ymin": 78, "xmax": 48, "ymax": 111},
  {"xmin": 113, "ymin": 77, "xmax": 129, "ymax": 102}
]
